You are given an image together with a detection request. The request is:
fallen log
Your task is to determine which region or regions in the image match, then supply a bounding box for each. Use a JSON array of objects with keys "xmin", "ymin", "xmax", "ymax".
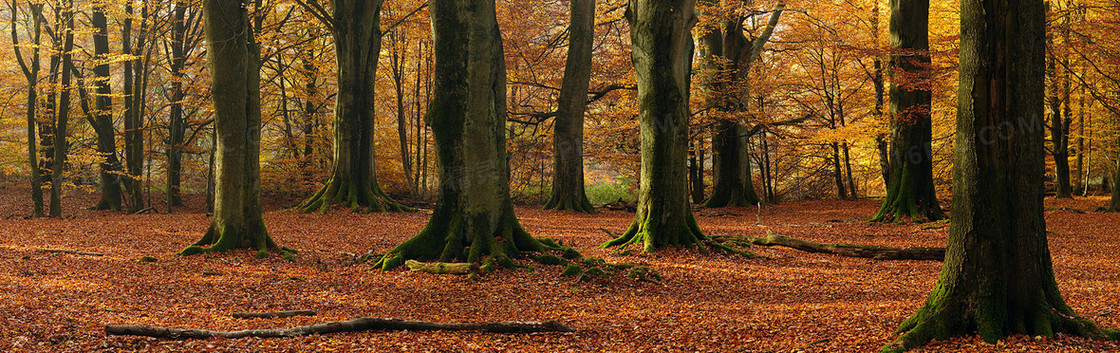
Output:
[
  {"xmin": 105, "ymin": 317, "xmax": 574, "ymax": 339},
  {"xmin": 713, "ymin": 231, "xmax": 945, "ymax": 261},
  {"xmin": 36, "ymin": 248, "xmax": 105, "ymax": 257},
  {"xmin": 405, "ymin": 260, "xmax": 478, "ymax": 275},
  {"xmin": 230, "ymin": 310, "xmax": 317, "ymax": 319}
]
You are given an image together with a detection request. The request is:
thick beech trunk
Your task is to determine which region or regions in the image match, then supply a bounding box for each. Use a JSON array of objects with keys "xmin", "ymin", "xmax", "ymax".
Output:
[
  {"xmin": 11, "ymin": 2, "xmax": 45, "ymax": 217},
  {"xmin": 298, "ymin": 0, "xmax": 406, "ymax": 213},
  {"xmin": 882, "ymin": 0, "xmax": 1118, "ymax": 350},
  {"xmin": 871, "ymin": 0, "xmax": 943, "ymax": 222},
  {"xmin": 180, "ymin": 0, "xmax": 289, "ymax": 259},
  {"xmin": 90, "ymin": 2, "xmax": 122, "ymax": 211},
  {"xmin": 544, "ymin": 0, "xmax": 596, "ymax": 213},
  {"xmin": 375, "ymin": 0, "xmax": 563, "ymax": 270},
  {"xmin": 600, "ymin": 0, "xmax": 734, "ymax": 254},
  {"xmin": 705, "ymin": 121, "xmax": 760, "ymax": 207}
]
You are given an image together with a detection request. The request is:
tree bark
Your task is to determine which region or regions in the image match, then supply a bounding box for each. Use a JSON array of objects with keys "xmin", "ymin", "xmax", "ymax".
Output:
[
  {"xmin": 89, "ymin": 1, "xmax": 122, "ymax": 211},
  {"xmin": 544, "ymin": 0, "xmax": 596, "ymax": 213},
  {"xmin": 704, "ymin": 121, "xmax": 760, "ymax": 207},
  {"xmin": 49, "ymin": 0, "xmax": 76, "ymax": 218},
  {"xmin": 599, "ymin": 0, "xmax": 735, "ymax": 254},
  {"xmin": 870, "ymin": 0, "xmax": 944, "ymax": 223},
  {"xmin": 166, "ymin": 0, "xmax": 189, "ymax": 208},
  {"xmin": 180, "ymin": 0, "xmax": 290, "ymax": 259},
  {"xmin": 1109, "ymin": 141, "xmax": 1120, "ymax": 211},
  {"xmin": 298, "ymin": 0, "xmax": 406, "ymax": 213},
  {"xmin": 11, "ymin": 1, "xmax": 45, "ymax": 217},
  {"xmin": 882, "ymin": 0, "xmax": 1118, "ymax": 350},
  {"xmin": 374, "ymin": 0, "xmax": 564, "ymax": 270},
  {"xmin": 105, "ymin": 317, "xmax": 574, "ymax": 339},
  {"xmin": 122, "ymin": 1, "xmax": 145, "ymax": 213}
]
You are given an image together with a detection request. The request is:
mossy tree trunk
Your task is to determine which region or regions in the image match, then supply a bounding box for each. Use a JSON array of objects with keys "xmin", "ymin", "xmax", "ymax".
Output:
[
  {"xmin": 90, "ymin": 1, "xmax": 122, "ymax": 211},
  {"xmin": 544, "ymin": 0, "xmax": 596, "ymax": 213},
  {"xmin": 181, "ymin": 0, "xmax": 289, "ymax": 259},
  {"xmin": 600, "ymin": 0, "xmax": 731, "ymax": 254},
  {"xmin": 297, "ymin": 0, "xmax": 406, "ymax": 213},
  {"xmin": 375, "ymin": 0, "xmax": 558, "ymax": 270},
  {"xmin": 870, "ymin": 0, "xmax": 944, "ymax": 223},
  {"xmin": 882, "ymin": 0, "xmax": 1117, "ymax": 350}
]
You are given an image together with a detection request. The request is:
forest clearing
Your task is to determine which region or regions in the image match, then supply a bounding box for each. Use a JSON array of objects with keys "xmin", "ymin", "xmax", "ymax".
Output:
[{"xmin": 2, "ymin": 190, "xmax": 1119, "ymax": 352}]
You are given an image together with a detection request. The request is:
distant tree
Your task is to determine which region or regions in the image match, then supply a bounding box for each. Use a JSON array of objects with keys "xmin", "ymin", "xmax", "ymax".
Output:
[
  {"xmin": 89, "ymin": 0, "xmax": 122, "ymax": 211},
  {"xmin": 375, "ymin": 0, "xmax": 562, "ymax": 269},
  {"xmin": 600, "ymin": 0, "xmax": 732, "ymax": 253},
  {"xmin": 869, "ymin": 0, "xmax": 944, "ymax": 223},
  {"xmin": 882, "ymin": 0, "xmax": 1118, "ymax": 350},
  {"xmin": 48, "ymin": 0, "xmax": 76, "ymax": 217},
  {"xmin": 294, "ymin": 0, "xmax": 407, "ymax": 213},
  {"xmin": 544, "ymin": 0, "xmax": 597, "ymax": 213},
  {"xmin": 10, "ymin": 0, "xmax": 46, "ymax": 217},
  {"xmin": 180, "ymin": 0, "xmax": 291, "ymax": 259}
]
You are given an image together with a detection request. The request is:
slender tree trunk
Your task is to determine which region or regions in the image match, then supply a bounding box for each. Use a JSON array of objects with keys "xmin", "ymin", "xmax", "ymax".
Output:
[
  {"xmin": 842, "ymin": 141, "xmax": 856, "ymax": 198},
  {"xmin": 49, "ymin": 0, "xmax": 76, "ymax": 217},
  {"xmin": 870, "ymin": 0, "xmax": 944, "ymax": 222},
  {"xmin": 1110, "ymin": 133, "xmax": 1120, "ymax": 211},
  {"xmin": 388, "ymin": 31, "xmax": 415, "ymax": 195},
  {"xmin": 544, "ymin": 0, "xmax": 596, "ymax": 213},
  {"xmin": 832, "ymin": 143, "xmax": 846, "ymax": 200},
  {"xmin": 181, "ymin": 0, "xmax": 290, "ymax": 259},
  {"xmin": 882, "ymin": 0, "xmax": 1118, "ymax": 350},
  {"xmin": 689, "ymin": 138, "xmax": 705, "ymax": 203},
  {"xmin": 872, "ymin": 1, "xmax": 890, "ymax": 187},
  {"xmin": 89, "ymin": 1, "xmax": 122, "ymax": 211},
  {"xmin": 1046, "ymin": 3, "xmax": 1072, "ymax": 199},
  {"xmin": 298, "ymin": 0, "xmax": 406, "ymax": 213},
  {"xmin": 11, "ymin": 1, "xmax": 46, "ymax": 217},
  {"xmin": 375, "ymin": 0, "xmax": 563, "ymax": 270},
  {"xmin": 122, "ymin": 1, "xmax": 145, "ymax": 213},
  {"xmin": 600, "ymin": 0, "xmax": 734, "ymax": 254},
  {"xmin": 166, "ymin": 0, "xmax": 188, "ymax": 208}
]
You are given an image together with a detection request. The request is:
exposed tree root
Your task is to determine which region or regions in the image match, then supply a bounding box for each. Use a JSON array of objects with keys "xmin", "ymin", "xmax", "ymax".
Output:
[
  {"xmin": 405, "ymin": 260, "xmax": 478, "ymax": 275},
  {"xmin": 230, "ymin": 310, "xmax": 317, "ymax": 319},
  {"xmin": 881, "ymin": 296, "xmax": 1120, "ymax": 352},
  {"xmin": 104, "ymin": 317, "xmax": 575, "ymax": 339},
  {"xmin": 600, "ymin": 212, "xmax": 749, "ymax": 256},
  {"xmin": 712, "ymin": 231, "xmax": 945, "ymax": 261},
  {"xmin": 543, "ymin": 192, "xmax": 596, "ymax": 213},
  {"xmin": 297, "ymin": 176, "xmax": 411, "ymax": 214},
  {"xmin": 178, "ymin": 222, "xmax": 297, "ymax": 261},
  {"xmin": 36, "ymin": 248, "xmax": 105, "ymax": 257}
]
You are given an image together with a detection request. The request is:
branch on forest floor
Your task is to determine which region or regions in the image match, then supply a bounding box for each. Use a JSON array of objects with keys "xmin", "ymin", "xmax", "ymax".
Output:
[
  {"xmin": 230, "ymin": 310, "xmax": 317, "ymax": 319},
  {"xmin": 712, "ymin": 231, "xmax": 945, "ymax": 261},
  {"xmin": 405, "ymin": 260, "xmax": 478, "ymax": 275},
  {"xmin": 104, "ymin": 317, "xmax": 575, "ymax": 339},
  {"xmin": 36, "ymin": 248, "xmax": 104, "ymax": 257}
]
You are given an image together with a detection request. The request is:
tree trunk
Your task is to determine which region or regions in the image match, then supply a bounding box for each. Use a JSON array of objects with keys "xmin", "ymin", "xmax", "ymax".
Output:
[
  {"xmin": 374, "ymin": 0, "xmax": 563, "ymax": 270},
  {"xmin": 704, "ymin": 121, "xmax": 760, "ymax": 207},
  {"xmin": 831, "ymin": 143, "xmax": 846, "ymax": 199},
  {"xmin": 122, "ymin": 1, "xmax": 145, "ymax": 213},
  {"xmin": 544, "ymin": 0, "xmax": 596, "ymax": 213},
  {"xmin": 882, "ymin": 0, "xmax": 1117, "ymax": 350},
  {"xmin": 298, "ymin": 0, "xmax": 406, "ymax": 213},
  {"xmin": 1109, "ymin": 140, "xmax": 1120, "ymax": 211},
  {"xmin": 11, "ymin": 1, "xmax": 45, "ymax": 217},
  {"xmin": 49, "ymin": 0, "xmax": 76, "ymax": 218},
  {"xmin": 600, "ymin": 0, "xmax": 733, "ymax": 254},
  {"xmin": 180, "ymin": 0, "xmax": 290, "ymax": 259},
  {"xmin": 689, "ymin": 138, "xmax": 705, "ymax": 203},
  {"xmin": 870, "ymin": 0, "xmax": 944, "ymax": 223},
  {"xmin": 1046, "ymin": 4, "xmax": 1073, "ymax": 199},
  {"xmin": 89, "ymin": 1, "xmax": 122, "ymax": 211},
  {"xmin": 166, "ymin": 0, "xmax": 188, "ymax": 208}
]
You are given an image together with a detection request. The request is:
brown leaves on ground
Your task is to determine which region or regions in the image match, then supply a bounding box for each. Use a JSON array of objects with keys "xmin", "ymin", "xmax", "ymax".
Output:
[{"xmin": 1, "ymin": 190, "xmax": 1118, "ymax": 352}]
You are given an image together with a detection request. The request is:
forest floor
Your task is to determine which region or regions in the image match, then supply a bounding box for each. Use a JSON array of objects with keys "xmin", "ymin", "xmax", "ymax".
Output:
[{"xmin": 2, "ymin": 188, "xmax": 1120, "ymax": 352}]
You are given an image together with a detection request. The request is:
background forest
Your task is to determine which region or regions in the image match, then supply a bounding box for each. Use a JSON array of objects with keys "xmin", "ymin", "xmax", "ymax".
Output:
[{"xmin": 3, "ymin": 0, "xmax": 1116, "ymax": 213}]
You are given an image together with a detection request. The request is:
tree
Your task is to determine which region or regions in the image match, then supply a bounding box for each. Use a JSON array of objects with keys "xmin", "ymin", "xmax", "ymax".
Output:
[
  {"xmin": 699, "ymin": 0, "xmax": 785, "ymax": 208},
  {"xmin": 1046, "ymin": 1, "xmax": 1074, "ymax": 199},
  {"xmin": 294, "ymin": 0, "xmax": 407, "ymax": 213},
  {"xmin": 869, "ymin": 0, "xmax": 944, "ymax": 223},
  {"xmin": 180, "ymin": 0, "xmax": 291, "ymax": 259},
  {"xmin": 165, "ymin": 0, "xmax": 194, "ymax": 208},
  {"xmin": 374, "ymin": 0, "xmax": 562, "ymax": 270},
  {"xmin": 48, "ymin": 0, "xmax": 76, "ymax": 217},
  {"xmin": 10, "ymin": 0, "xmax": 45, "ymax": 217},
  {"xmin": 599, "ymin": 0, "xmax": 733, "ymax": 253},
  {"xmin": 89, "ymin": 0, "xmax": 122, "ymax": 211},
  {"xmin": 121, "ymin": 0, "xmax": 146, "ymax": 213},
  {"xmin": 882, "ymin": 0, "xmax": 1118, "ymax": 350},
  {"xmin": 544, "ymin": 0, "xmax": 596, "ymax": 213}
]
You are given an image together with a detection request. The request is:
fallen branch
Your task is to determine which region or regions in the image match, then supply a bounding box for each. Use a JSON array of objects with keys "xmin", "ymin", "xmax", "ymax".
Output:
[
  {"xmin": 713, "ymin": 231, "xmax": 945, "ymax": 261},
  {"xmin": 405, "ymin": 260, "xmax": 477, "ymax": 275},
  {"xmin": 230, "ymin": 310, "xmax": 317, "ymax": 319},
  {"xmin": 36, "ymin": 248, "xmax": 104, "ymax": 257},
  {"xmin": 105, "ymin": 317, "xmax": 574, "ymax": 339}
]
